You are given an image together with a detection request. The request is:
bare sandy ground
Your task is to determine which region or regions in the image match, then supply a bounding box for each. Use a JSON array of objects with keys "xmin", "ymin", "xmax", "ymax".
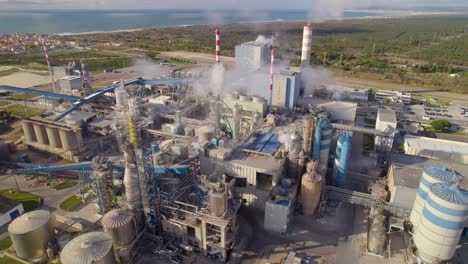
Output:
[{"xmin": 160, "ymin": 51, "xmax": 235, "ymax": 64}]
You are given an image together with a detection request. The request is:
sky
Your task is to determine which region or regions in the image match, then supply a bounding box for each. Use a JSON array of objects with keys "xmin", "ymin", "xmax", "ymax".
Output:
[{"xmin": 0, "ymin": 0, "xmax": 467, "ymax": 11}]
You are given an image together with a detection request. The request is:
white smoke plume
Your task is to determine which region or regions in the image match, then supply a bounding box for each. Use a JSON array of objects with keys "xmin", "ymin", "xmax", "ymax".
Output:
[
  {"xmin": 301, "ymin": 66, "xmax": 336, "ymax": 96},
  {"xmin": 308, "ymin": 0, "xmax": 372, "ymax": 22},
  {"xmin": 131, "ymin": 58, "xmax": 171, "ymax": 79}
]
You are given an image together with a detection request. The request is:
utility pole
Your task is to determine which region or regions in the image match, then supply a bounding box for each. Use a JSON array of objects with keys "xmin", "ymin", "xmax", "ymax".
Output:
[
  {"xmin": 371, "ymin": 42, "xmax": 376, "ymax": 56},
  {"xmin": 408, "ymin": 35, "xmax": 413, "ymax": 47},
  {"xmin": 322, "ymin": 51, "xmax": 327, "ymax": 65}
]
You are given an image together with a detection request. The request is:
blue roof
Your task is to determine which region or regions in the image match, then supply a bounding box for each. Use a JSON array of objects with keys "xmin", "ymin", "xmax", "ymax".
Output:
[
  {"xmin": 248, "ymin": 133, "xmax": 280, "ymax": 155},
  {"xmin": 430, "ymin": 183, "xmax": 468, "ymax": 205}
]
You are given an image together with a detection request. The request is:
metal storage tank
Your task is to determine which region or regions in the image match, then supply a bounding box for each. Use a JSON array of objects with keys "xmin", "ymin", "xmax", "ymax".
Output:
[
  {"xmin": 59, "ymin": 129, "xmax": 76, "ymax": 151},
  {"xmin": 413, "ymin": 183, "xmax": 468, "ymax": 264},
  {"xmin": 208, "ymin": 190, "xmax": 226, "ymax": 217},
  {"xmin": 410, "ymin": 166, "xmax": 461, "ymax": 229},
  {"xmin": 114, "ymin": 82, "xmax": 129, "ymax": 110},
  {"xmin": 302, "ymin": 115, "xmax": 314, "ymax": 156},
  {"xmin": 21, "ymin": 120, "xmax": 37, "ymax": 143},
  {"xmin": 312, "ymin": 118, "xmax": 333, "ymax": 175},
  {"xmin": 102, "ymin": 209, "xmax": 137, "ymax": 248},
  {"xmin": 239, "ymin": 95, "xmax": 252, "ymax": 102},
  {"xmin": 46, "ymin": 126, "xmax": 62, "ymax": 148},
  {"xmin": 8, "ymin": 210, "xmax": 52, "ymax": 260},
  {"xmin": 33, "ymin": 124, "xmax": 49, "ymax": 145},
  {"xmin": 301, "ymin": 168, "xmax": 323, "ymax": 216},
  {"xmin": 61, "ymin": 232, "xmax": 116, "ymax": 264},
  {"xmin": 333, "ymin": 131, "xmax": 352, "ymax": 188},
  {"xmin": 252, "ymin": 96, "xmax": 265, "ymax": 104},
  {"xmin": 368, "ymin": 208, "xmax": 387, "ymax": 255},
  {"xmin": 123, "ymin": 164, "xmax": 141, "ymax": 210}
]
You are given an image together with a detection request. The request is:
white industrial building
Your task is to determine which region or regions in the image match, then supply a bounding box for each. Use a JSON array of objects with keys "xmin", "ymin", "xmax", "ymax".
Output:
[
  {"xmin": 0, "ymin": 196, "xmax": 24, "ymax": 227},
  {"xmin": 272, "ymin": 70, "xmax": 301, "ymax": 111},
  {"xmin": 59, "ymin": 76, "xmax": 82, "ymax": 95},
  {"xmin": 235, "ymin": 39, "xmax": 272, "ymax": 73},
  {"xmin": 375, "ymin": 108, "xmax": 397, "ymax": 151},
  {"xmin": 224, "ymin": 93, "xmax": 267, "ymax": 116},
  {"xmin": 316, "ymin": 101, "xmax": 357, "ymax": 123},
  {"xmin": 375, "ymin": 90, "xmax": 412, "ymax": 104},
  {"xmin": 404, "ymin": 135, "xmax": 468, "ymax": 164}
]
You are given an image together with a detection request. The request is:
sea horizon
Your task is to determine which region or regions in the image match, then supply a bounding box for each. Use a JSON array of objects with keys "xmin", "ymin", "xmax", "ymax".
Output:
[{"xmin": 0, "ymin": 9, "xmax": 466, "ymax": 35}]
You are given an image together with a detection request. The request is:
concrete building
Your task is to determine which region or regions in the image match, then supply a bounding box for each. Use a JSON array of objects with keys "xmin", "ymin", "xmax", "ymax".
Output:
[
  {"xmin": 404, "ymin": 135, "xmax": 468, "ymax": 164},
  {"xmin": 235, "ymin": 40, "xmax": 272, "ymax": 72},
  {"xmin": 348, "ymin": 90, "xmax": 369, "ymax": 101},
  {"xmin": 272, "ymin": 70, "xmax": 301, "ymax": 111},
  {"xmin": 387, "ymin": 153, "xmax": 468, "ymax": 211},
  {"xmin": 315, "ymin": 101, "xmax": 357, "ymax": 123},
  {"xmin": 375, "ymin": 90, "xmax": 412, "ymax": 104},
  {"xmin": 264, "ymin": 182, "xmax": 298, "ymax": 233},
  {"xmin": 375, "ymin": 108, "xmax": 397, "ymax": 151},
  {"xmin": 224, "ymin": 93, "xmax": 267, "ymax": 116},
  {"xmin": 0, "ymin": 196, "xmax": 24, "ymax": 227},
  {"xmin": 200, "ymin": 146, "xmax": 285, "ymax": 210},
  {"xmin": 59, "ymin": 76, "xmax": 82, "ymax": 95}
]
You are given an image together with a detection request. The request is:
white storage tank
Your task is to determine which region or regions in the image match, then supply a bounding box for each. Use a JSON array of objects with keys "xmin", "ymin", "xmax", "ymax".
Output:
[
  {"xmin": 8, "ymin": 210, "xmax": 53, "ymax": 260},
  {"xmin": 102, "ymin": 209, "xmax": 137, "ymax": 248},
  {"xmin": 208, "ymin": 190, "xmax": 226, "ymax": 217},
  {"xmin": 410, "ymin": 166, "xmax": 461, "ymax": 229},
  {"xmin": 413, "ymin": 183, "xmax": 468, "ymax": 264},
  {"xmin": 61, "ymin": 232, "xmax": 116, "ymax": 264}
]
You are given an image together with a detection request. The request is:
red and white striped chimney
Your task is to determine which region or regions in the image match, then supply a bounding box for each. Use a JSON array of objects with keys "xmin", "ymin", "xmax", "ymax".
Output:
[
  {"xmin": 269, "ymin": 48, "xmax": 275, "ymax": 92},
  {"xmin": 40, "ymin": 34, "xmax": 57, "ymax": 93},
  {"xmin": 215, "ymin": 29, "xmax": 220, "ymax": 64},
  {"xmin": 301, "ymin": 24, "xmax": 313, "ymax": 67}
]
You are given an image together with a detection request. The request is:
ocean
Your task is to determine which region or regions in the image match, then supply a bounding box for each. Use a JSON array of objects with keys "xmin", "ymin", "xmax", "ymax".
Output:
[{"xmin": 0, "ymin": 9, "xmax": 387, "ymax": 34}]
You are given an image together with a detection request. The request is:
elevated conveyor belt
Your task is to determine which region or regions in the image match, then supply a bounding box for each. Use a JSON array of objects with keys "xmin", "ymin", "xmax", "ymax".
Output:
[
  {"xmin": 331, "ymin": 123, "xmax": 387, "ymax": 136},
  {"xmin": 16, "ymin": 162, "xmax": 125, "ymax": 174},
  {"xmin": 0, "ymin": 85, "xmax": 80, "ymax": 101},
  {"xmin": 53, "ymin": 78, "xmax": 191, "ymax": 121},
  {"xmin": 325, "ymin": 186, "xmax": 410, "ymax": 219}
]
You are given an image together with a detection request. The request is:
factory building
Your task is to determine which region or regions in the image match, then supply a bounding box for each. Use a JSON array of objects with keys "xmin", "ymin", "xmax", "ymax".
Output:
[
  {"xmin": 235, "ymin": 40, "xmax": 272, "ymax": 72},
  {"xmin": 375, "ymin": 90, "xmax": 412, "ymax": 104},
  {"xmin": 404, "ymin": 135, "xmax": 468, "ymax": 164},
  {"xmin": 272, "ymin": 70, "xmax": 301, "ymax": 111},
  {"xmin": 0, "ymin": 196, "xmax": 24, "ymax": 227},
  {"xmin": 332, "ymin": 131, "xmax": 352, "ymax": 188},
  {"xmin": 375, "ymin": 108, "xmax": 397, "ymax": 151},
  {"xmin": 297, "ymin": 98, "xmax": 357, "ymax": 123},
  {"xmin": 387, "ymin": 153, "xmax": 468, "ymax": 212},
  {"xmin": 223, "ymin": 93, "xmax": 267, "ymax": 116},
  {"xmin": 21, "ymin": 117, "xmax": 114, "ymax": 161},
  {"xmin": 59, "ymin": 75, "xmax": 82, "ymax": 95}
]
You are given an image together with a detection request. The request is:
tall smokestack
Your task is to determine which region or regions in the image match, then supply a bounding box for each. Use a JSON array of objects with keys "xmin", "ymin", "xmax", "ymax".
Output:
[
  {"xmin": 269, "ymin": 47, "xmax": 275, "ymax": 106},
  {"xmin": 40, "ymin": 34, "xmax": 57, "ymax": 93},
  {"xmin": 301, "ymin": 24, "xmax": 313, "ymax": 67},
  {"xmin": 215, "ymin": 29, "xmax": 220, "ymax": 64}
]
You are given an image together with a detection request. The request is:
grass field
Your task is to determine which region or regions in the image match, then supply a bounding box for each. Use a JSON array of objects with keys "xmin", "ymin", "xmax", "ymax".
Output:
[
  {"xmin": 0, "ymin": 68, "xmax": 19, "ymax": 77},
  {"xmin": 59, "ymin": 195, "xmax": 82, "ymax": 211},
  {"xmin": 0, "ymin": 101, "xmax": 10, "ymax": 107},
  {"xmin": 52, "ymin": 179, "xmax": 78, "ymax": 190},
  {"xmin": 0, "ymin": 104, "xmax": 45, "ymax": 117},
  {"xmin": 0, "ymin": 257, "xmax": 22, "ymax": 264},
  {"xmin": 0, "ymin": 189, "xmax": 41, "ymax": 212},
  {"xmin": 0, "ymin": 237, "xmax": 12, "ymax": 251},
  {"xmin": 8, "ymin": 93, "xmax": 39, "ymax": 101}
]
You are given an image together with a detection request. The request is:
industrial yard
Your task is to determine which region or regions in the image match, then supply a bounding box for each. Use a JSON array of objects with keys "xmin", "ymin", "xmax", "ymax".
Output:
[{"xmin": 0, "ymin": 13, "xmax": 467, "ymax": 264}]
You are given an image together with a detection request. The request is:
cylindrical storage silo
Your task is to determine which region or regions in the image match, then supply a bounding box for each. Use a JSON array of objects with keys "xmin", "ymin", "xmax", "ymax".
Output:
[
  {"xmin": 33, "ymin": 124, "xmax": 49, "ymax": 145},
  {"xmin": 60, "ymin": 232, "xmax": 116, "ymax": 264},
  {"xmin": 333, "ymin": 131, "xmax": 352, "ymax": 188},
  {"xmin": 302, "ymin": 115, "xmax": 314, "ymax": 156},
  {"xmin": 46, "ymin": 127, "xmax": 62, "ymax": 148},
  {"xmin": 413, "ymin": 183, "xmax": 468, "ymax": 264},
  {"xmin": 312, "ymin": 118, "xmax": 333, "ymax": 175},
  {"xmin": 59, "ymin": 130, "xmax": 75, "ymax": 151},
  {"xmin": 123, "ymin": 164, "xmax": 141, "ymax": 210},
  {"xmin": 21, "ymin": 120, "xmax": 37, "ymax": 143},
  {"xmin": 102, "ymin": 209, "xmax": 137, "ymax": 248},
  {"xmin": 301, "ymin": 172, "xmax": 323, "ymax": 216},
  {"xmin": 8, "ymin": 210, "xmax": 52, "ymax": 260},
  {"xmin": 238, "ymin": 95, "xmax": 251, "ymax": 102},
  {"xmin": 208, "ymin": 190, "xmax": 226, "ymax": 217},
  {"xmin": 252, "ymin": 96, "xmax": 265, "ymax": 104},
  {"xmin": 410, "ymin": 166, "xmax": 461, "ymax": 229}
]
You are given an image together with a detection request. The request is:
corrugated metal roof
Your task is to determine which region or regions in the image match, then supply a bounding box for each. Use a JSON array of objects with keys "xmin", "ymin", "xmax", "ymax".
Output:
[
  {"xmin": 60, "ymin": 232, "xmax": 113, "ymax": 264},
  {"xmin": 430, "ymin": 183, "xmax": 468, "ymax": 205},
  {"xmin": 102, "ymin": 208, "xmax": 134, "ymax": 228},
  {"xmin": 405, "ymin": 135, "xmax": 468, "ymax": 155},
  {"xmin": 424, "ymin": 166, "xmax": 462, "ymax": 182},
  {"xmin": 248, "ymin": 133, "xmax": 280, "ymax": 155},
  {"xmin": 8, "ymin": 210, "xmax": 50, "ymax": 234}
]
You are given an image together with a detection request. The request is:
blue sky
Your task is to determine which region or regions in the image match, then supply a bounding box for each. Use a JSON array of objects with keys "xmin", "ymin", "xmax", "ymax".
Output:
[{"xmin": 0, "ymin": 0, "xmax": 467, "ymax": 10}]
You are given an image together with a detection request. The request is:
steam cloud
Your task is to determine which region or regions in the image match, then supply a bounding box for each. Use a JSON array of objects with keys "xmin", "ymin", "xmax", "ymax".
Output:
[{"xmin": 308, "ymin": 0, "xmax": 372, "ymax": 22}]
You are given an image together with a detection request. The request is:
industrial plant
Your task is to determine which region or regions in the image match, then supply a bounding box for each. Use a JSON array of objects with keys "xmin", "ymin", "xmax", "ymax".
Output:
[{"xmin": 0, "ymin": 22, "xmax": 466, "ymax": 264}]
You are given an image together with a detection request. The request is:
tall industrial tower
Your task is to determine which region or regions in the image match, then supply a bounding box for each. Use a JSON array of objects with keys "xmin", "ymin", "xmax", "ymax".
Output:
[{"xmin": 301, "ymin": 24, "xmax": 313, "ymax": 67}]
